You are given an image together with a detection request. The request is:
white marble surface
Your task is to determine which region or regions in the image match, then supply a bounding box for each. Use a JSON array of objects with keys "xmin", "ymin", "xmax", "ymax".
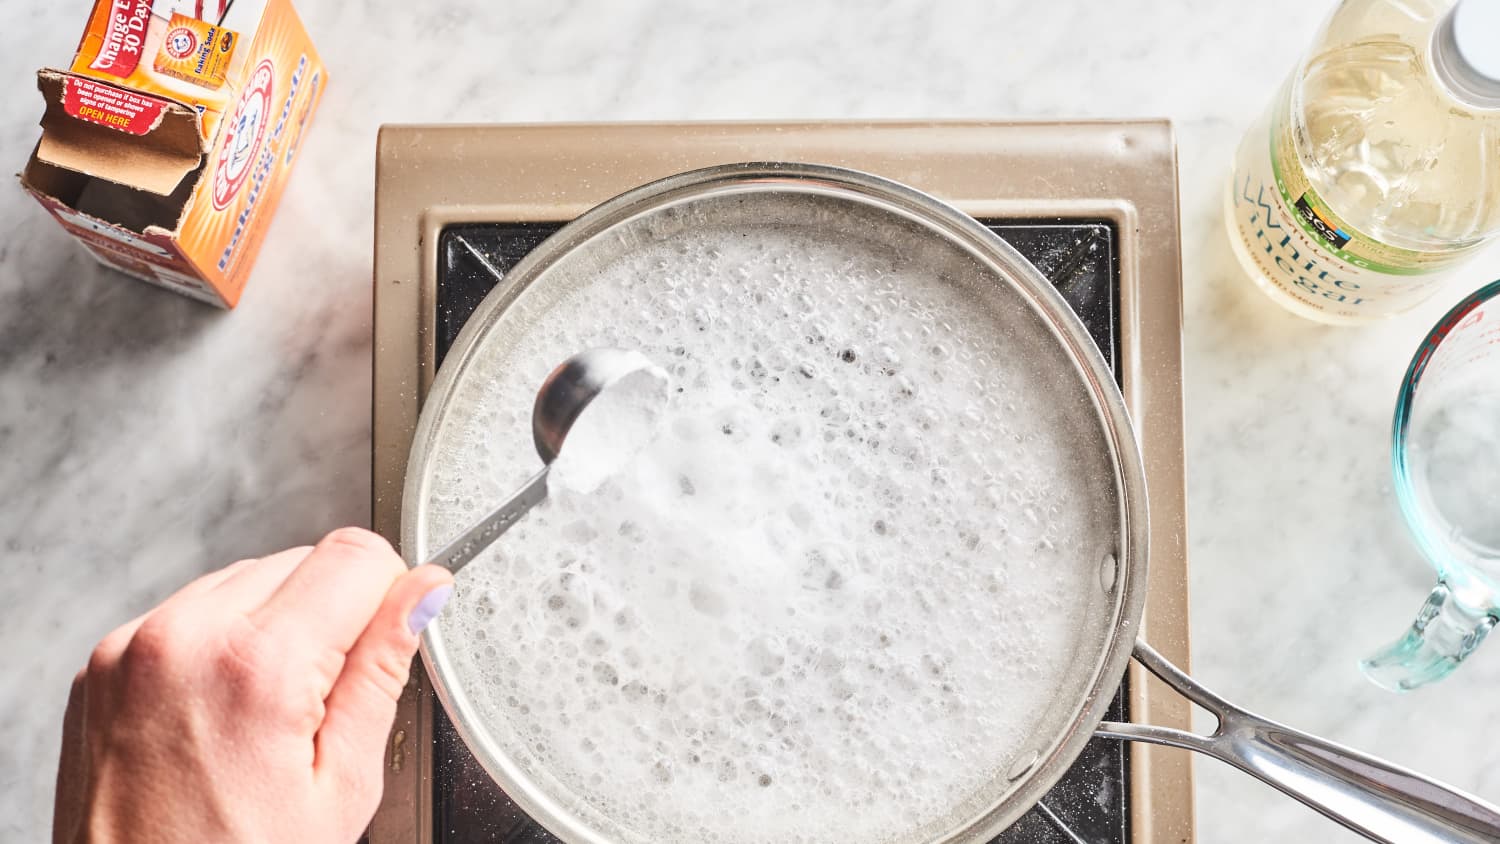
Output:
[{"xmin": 3, "ymin": 0, "xmax": 1498, "ymax": 841}]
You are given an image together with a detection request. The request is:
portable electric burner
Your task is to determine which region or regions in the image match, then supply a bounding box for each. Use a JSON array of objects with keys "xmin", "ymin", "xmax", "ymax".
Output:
[{"xmin": 370, "ymin": 121, "xmax": 1190, "ymax": 844}]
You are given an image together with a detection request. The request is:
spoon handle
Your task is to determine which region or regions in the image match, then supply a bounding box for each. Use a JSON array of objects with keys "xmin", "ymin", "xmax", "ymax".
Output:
[{"xmin": 426, "ymin": 467, "xmax": 550, "ymax": 574}]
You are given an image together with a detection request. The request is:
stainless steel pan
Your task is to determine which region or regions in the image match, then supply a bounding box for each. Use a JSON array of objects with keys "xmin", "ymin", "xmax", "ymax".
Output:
[{"xmin": 402, "ymin": 162, "xmax": 1500, "ymax": 844}]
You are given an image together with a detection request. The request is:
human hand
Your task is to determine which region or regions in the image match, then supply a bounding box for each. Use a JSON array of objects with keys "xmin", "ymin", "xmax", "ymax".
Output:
[{"xmin": 53, "ymin": 528, "xmax": 454, "ymax": 844}]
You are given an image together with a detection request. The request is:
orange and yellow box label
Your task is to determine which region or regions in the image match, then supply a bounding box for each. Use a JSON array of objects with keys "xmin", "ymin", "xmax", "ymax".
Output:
[{"xmin": 152, "ymin": 13, "xmax": 237, "ymax": 89}]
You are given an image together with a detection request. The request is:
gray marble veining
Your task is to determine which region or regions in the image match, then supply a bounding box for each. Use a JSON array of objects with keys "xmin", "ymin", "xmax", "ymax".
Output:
[{"xmin": 3, "ymin": 0, "xmax": 1497, "ymax": 841}]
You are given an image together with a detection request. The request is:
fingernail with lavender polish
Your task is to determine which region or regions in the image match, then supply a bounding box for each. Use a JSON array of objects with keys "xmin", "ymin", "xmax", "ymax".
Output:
[{"xmin": 408, "ymin": 585, "xmax": 454, "ymax": 634}]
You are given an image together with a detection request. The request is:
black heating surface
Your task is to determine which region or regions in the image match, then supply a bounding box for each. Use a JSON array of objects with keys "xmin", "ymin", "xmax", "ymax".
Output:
[{"xmin": 429, "ymin": 219, "xmax": 1128, "ymax": 844}]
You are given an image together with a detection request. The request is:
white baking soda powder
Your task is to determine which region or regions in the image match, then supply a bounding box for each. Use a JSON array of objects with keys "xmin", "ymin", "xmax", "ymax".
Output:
[
  {"xmin": 548, "ymin": 364, "xmax": 671, "ymax": 495},
  {"xmin": 423, "ymin": 220, "xmax": 1114, "ymax": 844}
]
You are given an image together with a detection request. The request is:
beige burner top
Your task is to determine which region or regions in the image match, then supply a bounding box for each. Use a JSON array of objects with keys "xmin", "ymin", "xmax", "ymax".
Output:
[{"xmin": 370, "ymin": 120, "xmax": 1191, "ymax": 844}]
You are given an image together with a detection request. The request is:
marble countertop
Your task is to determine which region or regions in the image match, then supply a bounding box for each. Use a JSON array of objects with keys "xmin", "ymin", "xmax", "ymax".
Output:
[{"xmin": 4, "ymin": 0, "xmax": 1498, "ymax": 841}]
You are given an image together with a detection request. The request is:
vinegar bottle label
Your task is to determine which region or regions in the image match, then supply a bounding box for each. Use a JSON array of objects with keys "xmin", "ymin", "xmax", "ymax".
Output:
[{"xmin": 1227, "ymin": 83, "xmax": 1464, "ymax": 322}]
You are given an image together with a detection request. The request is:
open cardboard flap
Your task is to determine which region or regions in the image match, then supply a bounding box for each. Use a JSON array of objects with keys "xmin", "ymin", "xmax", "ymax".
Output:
[{"xmin": 32, "ymin": 69, "xmax": 204, "ymax": 197}]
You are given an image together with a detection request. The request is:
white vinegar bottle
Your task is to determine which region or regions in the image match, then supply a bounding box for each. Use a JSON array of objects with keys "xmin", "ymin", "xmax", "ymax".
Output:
[{"xmin": 1226, "ymin": 0, "xmax": 1500, "ymax": 324}]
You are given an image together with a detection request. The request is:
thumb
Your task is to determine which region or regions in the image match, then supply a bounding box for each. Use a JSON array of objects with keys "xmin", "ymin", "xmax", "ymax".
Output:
[{"xmin": 314, "ymin": 564, "xmax": 454, "ymax": 810}]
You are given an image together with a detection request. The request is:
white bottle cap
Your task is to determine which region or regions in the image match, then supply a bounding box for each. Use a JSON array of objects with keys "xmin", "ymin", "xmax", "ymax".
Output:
[{"xmin": 1434, "ymin": 0, "xmax": 1500, "ymax": 108}]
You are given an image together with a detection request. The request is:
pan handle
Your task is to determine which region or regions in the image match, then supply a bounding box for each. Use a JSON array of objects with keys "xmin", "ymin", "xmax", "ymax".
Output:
[{"xmin": 1095, "ymin": 640, "xmax": 1500, "ymax": 844}]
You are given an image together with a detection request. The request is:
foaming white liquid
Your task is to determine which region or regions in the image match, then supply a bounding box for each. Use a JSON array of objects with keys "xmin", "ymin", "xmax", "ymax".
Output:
[{"xmin": 425, "ymin": 224, "xmax": 1112, "ymax": 844}]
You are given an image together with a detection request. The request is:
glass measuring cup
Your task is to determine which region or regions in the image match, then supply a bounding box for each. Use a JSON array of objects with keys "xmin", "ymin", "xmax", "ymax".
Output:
[{"xmin": 1363, "ymin": 280, "xmax": 1500, "ymax": 691}]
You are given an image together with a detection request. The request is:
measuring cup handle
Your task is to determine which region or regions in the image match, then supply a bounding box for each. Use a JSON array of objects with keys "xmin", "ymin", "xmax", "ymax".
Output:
[
  {"xmin": 1098, "ymin": 640, "xmax": 1500, "ymax": 844},
  {"xmin": 1360, "ymin": 581, "xmax": 1498, "ymax": 692}
]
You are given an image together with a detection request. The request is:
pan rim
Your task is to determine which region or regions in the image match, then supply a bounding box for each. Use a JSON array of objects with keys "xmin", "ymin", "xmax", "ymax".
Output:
[{"xmin": 402, "ymin": 161, "xmax": 1150, "ymax": 844}]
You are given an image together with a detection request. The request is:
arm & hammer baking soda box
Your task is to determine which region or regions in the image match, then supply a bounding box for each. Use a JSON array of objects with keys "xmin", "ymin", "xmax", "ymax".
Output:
[{"xmin": 20, "ymin": 0, "xmax": 326, "ymax": 307}]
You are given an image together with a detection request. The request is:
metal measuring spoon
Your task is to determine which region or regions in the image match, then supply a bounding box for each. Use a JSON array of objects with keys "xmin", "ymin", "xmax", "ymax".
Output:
[{"xmin": 426, "ymin": 348, "xmax": 668, "ymax": 574}]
